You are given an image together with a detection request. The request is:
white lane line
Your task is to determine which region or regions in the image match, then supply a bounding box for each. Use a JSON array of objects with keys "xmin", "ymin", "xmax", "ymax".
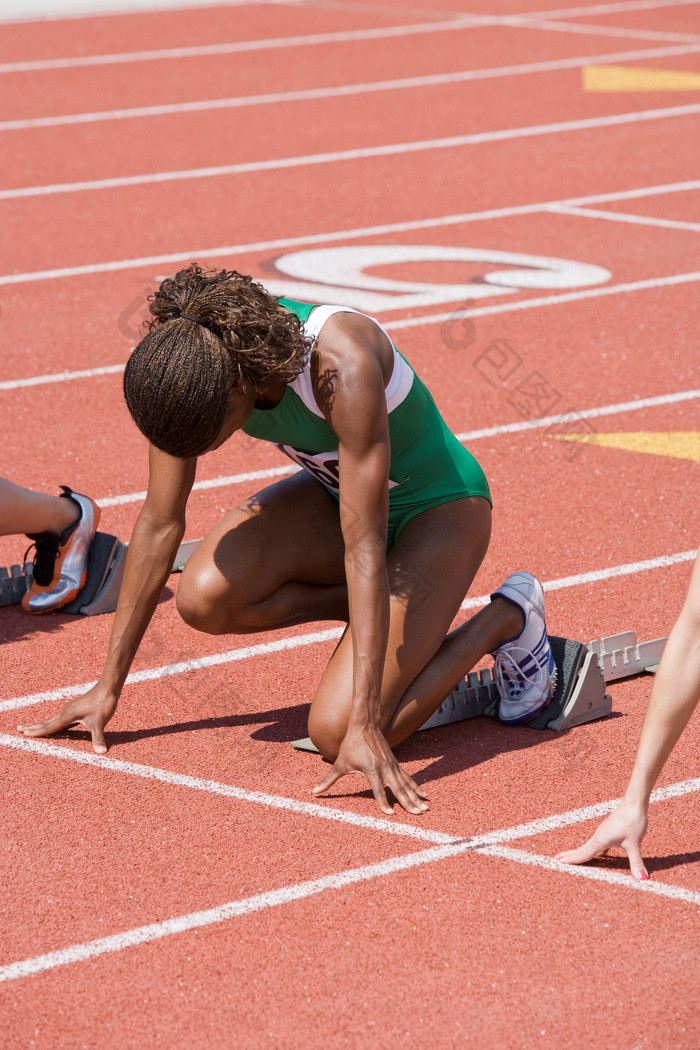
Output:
[
  {"xmin": 4, "ymin": 835, "xmax": 695, "ymax": 982},
  {"xmin": 98, "ymin": 464, "xmax": 297, "ymax": 507},
  {"xmin": 524, "ymin": 0, "xmax": 700, "ymax": 18},
  {"xmin": 454, "ymin": 389, "xmax": 700, "ymax": 444},
  {"xmin": 389, "ymin": 270, "xmax": 700, "ymax": 330},
  {"xmin": 2, "ymin": 0, "xmax": 696, "ymax": 59},
  {"xmin": 5, "ymin": 0, "xmax": 696, "ymax": 69},
  {"xmin": 4, "ymin": 42, "xmax": 700, "ymax": 131},
  {"xmin": 0, "ymin": 734, "xmax": 452, "ymax": 845},
  {"xmin": 548, "ymin": 204, "xmax": 700, "ymax": 233},
  {"xmin": 0, "ymin": 760, "xmax": 697, "ymax": 983},
  {"xmin": 2, "ymin": 549, "xmax": 695, "ymax": 712},
  {"xmin": 2, "ymin": 289, "xmax": 697, "ymax": 404},
  {"xmin": 2, "ymin": 385, "xmax": 694, "ymax": 506},
  {"xmin": 1, "ymin": 102, "xmax": 698, "ymax": 201},
  {"xmin": 1, "ymin": 733, "xmax": 697, "ymax": 848},
  {"xmin": 0, "ymin": 0, "xmax": 293, "ymax": 23},
  {"xmin": 0, "ymin": 838, "xmax": 473, "ymax": 983},
  {"xmin": 650, "ymin": 776, "xmax": 700, "ymax": 805},
  {"xmin": 500, "ymin": 14, "xmax": 700, "ymax": 44},
  {"xmin": 478, "ymin": 845, "xmax": 700, "ymax": 904},
  {"xmin": 0, "ymin": 363, "xmax": 125, "ymax": 391},
  {"xmin": 1, "ymin": 176, "xmax": 697, "ymax": 290},
  {"xmin": 0, "ymin": 18, "xmax": 487, "ymax": 73},
  {"xmin": 1, "ymin": 384, "xmax": 696, "ymax": 512},
  {"xmin": 564, "ymin": 178, "xmax": 700, "ymax": 206},
  {"xmin": 0, "ymin": 628, "xmax": 345, "ymax": 711},
  {"xmin": 460, "ymin": 548, "xmax": 697, "ymax": 610}
]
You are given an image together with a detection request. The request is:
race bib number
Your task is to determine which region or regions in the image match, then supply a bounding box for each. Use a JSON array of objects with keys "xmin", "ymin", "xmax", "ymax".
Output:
[
  {"xmin": 275, "ymin": 445, "xmax": 400, "ymax": 492},
  {"xmin": 276, "ymin": 445, "xmax": 341, "ymax": 492}
]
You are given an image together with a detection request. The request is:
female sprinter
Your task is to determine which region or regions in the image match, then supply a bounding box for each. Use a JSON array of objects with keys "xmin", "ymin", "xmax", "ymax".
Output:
[{"xmin": 18, "ymin": 264, "xmax": 555, "ymax": 816}]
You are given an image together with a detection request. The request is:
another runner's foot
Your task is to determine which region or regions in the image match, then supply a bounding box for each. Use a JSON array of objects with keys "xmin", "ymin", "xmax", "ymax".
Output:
[{"xmin": 22, "ymin": 487, "xmax": 100, "ymax": 614}]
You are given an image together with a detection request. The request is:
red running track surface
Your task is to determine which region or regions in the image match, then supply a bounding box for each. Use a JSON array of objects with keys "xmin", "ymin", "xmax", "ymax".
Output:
[{"xmin": 0, "ymin": 1, "xmax": 699, "ymax": 1047}]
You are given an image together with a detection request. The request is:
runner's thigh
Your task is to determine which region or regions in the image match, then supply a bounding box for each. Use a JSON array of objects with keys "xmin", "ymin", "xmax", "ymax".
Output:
[{"xmin": 178, "ymin": 471, "xmax": 347, "ymax": 612}]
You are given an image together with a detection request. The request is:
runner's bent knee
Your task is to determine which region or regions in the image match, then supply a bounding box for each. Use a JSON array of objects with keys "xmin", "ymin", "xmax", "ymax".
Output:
[
  {"xmin": 307, "ymin": 706, "xmax": 345, "ymax": 762},
  {"xmin": 176, "ymin": 559, "xmax": 238, "ymax": 634}
]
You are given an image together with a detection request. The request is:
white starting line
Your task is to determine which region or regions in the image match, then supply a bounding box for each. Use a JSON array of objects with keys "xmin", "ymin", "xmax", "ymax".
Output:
[{"xmin": 1, "ymin": 730, "xmax": 699, "ymax": 984}]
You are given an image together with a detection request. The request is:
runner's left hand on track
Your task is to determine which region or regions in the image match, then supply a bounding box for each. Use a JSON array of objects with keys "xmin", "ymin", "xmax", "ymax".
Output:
[{"xmin": 312, "ymin": 724, "xmax": 429, "ymax": 815}]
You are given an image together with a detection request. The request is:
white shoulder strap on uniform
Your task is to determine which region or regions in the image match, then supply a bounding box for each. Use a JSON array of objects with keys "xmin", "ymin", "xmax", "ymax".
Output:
[{"xmin": 291, "ymin": 305, "xmax": 414, "ymax": 417}]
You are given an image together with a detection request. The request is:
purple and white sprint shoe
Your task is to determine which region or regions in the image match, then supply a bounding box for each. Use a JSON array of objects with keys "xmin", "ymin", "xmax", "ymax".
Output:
[{"xmin": 490, "ymin": 571, "xmax": 557, "ymax": 725}]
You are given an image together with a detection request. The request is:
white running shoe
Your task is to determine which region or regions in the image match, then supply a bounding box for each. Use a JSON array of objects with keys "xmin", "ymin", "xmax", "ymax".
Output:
[{"xmin": 490, "ymin": 571, "xmax": 557, "ymax": 725}]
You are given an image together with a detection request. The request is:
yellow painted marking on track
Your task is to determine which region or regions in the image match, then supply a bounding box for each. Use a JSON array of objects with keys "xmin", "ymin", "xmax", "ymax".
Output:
[
  {"xmin": 554, "ymin": 431, "xmax": 700, "ymax": 461},
  {"xmin": 583, "ymin": 65, "xmax": 700, "ymax": 92}
]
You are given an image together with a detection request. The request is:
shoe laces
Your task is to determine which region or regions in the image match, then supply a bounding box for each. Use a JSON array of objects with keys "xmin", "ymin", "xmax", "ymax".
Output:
[
  {"xmin": 23, "ymin": 533, "xmax": 60, "ymax": 587},
  {"xmin": 493, "ymin": 645, "xmax": 546, "ymax": 701}
]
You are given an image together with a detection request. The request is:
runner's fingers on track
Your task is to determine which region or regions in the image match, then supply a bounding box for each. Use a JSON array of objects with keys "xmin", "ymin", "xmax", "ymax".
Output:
[
  {"xmin": 314, "ymin": 765, "xmax": 393, "ymax": 817},
  {"xmin": 312, "ymin": 727, "xmax": 429, "ymax": 815},
  {"xmin": 555, "ymin": 805, "xmax": 649, "ymax": 879},
  {"xmin": 313, "ymin": 760, "xmax": 421, "ymax": 817},
  {"xmin": 17, "ymin": 691, "xmax": 114, "ymax": 754}
]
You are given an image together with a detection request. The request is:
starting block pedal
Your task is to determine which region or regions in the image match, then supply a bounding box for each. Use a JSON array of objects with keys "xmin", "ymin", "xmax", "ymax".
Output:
[
  {"xmin": 415, "ymin": 636, "xmax": 612, "ymax": 734},
  {"xmin": 419, "ymin": 667, "xmax": 499, "ymax": 729},
  {"xmin": 588, "ymin": 630, "xmax": 666, "ymax": 680},
  {"xmin": 290, "ymin": 634, "xmax": 613, "ymax": 752},
  {"xmin": 0, "ymin": 534, "xmax": 202, "ymax": 616},
  {"xmin": 62, "ymin": 533, "xmax": 127, "ymax": 615},
  {"xmin": 65, "ymin": 535, "xmax": 201, "ymax": 615},
  {"xmin": 528, "ymin": 637, "xmax": 612, "ymax": 732},
  {"xmin": 0, "ymin": 561, "xmax": 33, "ymax": 607}
]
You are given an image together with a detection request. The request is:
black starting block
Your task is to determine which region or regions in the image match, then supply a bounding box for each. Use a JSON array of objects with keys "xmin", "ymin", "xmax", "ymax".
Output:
[
  {"xmin": 0, "ymin": 561, "xmax": 31, "ymax": 607},
  {"xmin": 421, "ymin": 631, "xmax": 663, "ymax": 734},
  {"xmin": 290, "ymin": 632, "xmax": 657, "ymax": 750},
  {"xmin": 0, "ymin": 533, "xmax": 200, "ymax": 616},
  {"xmin": 62, "ymin": 533, "xmax": 126, "ymax": 615},
  {"xmin": 419, "ymin": 635, "xmax": 612, "ymax": 732}
]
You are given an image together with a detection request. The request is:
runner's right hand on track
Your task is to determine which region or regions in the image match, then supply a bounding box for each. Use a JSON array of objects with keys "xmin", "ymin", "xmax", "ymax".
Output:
[
  {"xmin": 555, "ymin": 797, "xmax": 649, "ymax": 879},
  {"xmin": 312, "ymin": 723, "xmax": 429, "ymax": 816},
  {"xmin": 17, "ymin": 685, "xmax": 118, "ymax": 755}
]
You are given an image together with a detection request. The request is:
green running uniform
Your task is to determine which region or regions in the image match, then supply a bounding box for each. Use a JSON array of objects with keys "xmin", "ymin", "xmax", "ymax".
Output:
[{"xmin": 242, "ymin": 298, "xmax": 491, "ymax": 548}]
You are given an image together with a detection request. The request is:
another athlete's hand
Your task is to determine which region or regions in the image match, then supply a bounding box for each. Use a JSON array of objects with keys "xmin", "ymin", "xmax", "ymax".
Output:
[
  {"xmin": 555, "ymin": 798, "xmax": 649, "ymax": 879},
  {"xmin": 17, "ymin": 685, "xmax": 118, "ymax": 755},
  {"xmin": 312, "ymin": 724, "xmax": 429, "ymax": 816}
]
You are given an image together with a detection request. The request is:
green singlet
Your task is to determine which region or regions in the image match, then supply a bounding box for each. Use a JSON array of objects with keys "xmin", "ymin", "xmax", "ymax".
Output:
[{"xmin": 241, "ymin": 298, "xmax": 491, "ymax": 548}]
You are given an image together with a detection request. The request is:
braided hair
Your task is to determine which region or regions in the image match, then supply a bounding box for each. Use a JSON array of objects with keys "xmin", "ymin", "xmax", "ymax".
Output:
[{"xmin": 123, "ymin": 263, "xmax": 310, "ymax": 458}]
